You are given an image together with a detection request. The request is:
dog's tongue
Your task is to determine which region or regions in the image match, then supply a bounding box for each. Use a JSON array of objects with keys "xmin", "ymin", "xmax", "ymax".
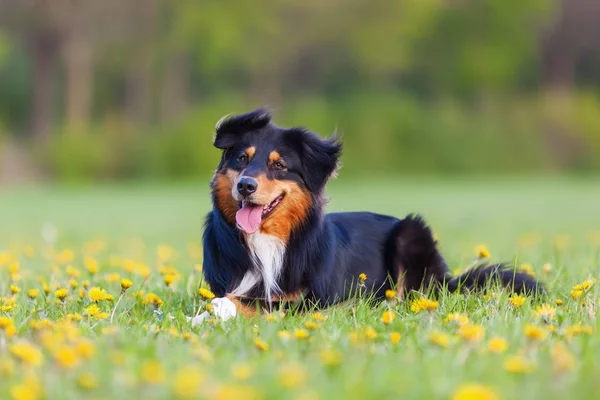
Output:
[{"xmin": 236, "ymin": 202, "xmax": 262, "ymax": 234}]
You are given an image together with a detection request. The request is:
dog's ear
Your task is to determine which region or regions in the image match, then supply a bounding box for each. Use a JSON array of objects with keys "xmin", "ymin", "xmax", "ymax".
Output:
[
  {"xmin": 213, "ymin": 108, "xmax": 272, "ymax": 149},
  {"xmin": 287, "ymin": 129, "xmax": 342, "ymax": 191}
]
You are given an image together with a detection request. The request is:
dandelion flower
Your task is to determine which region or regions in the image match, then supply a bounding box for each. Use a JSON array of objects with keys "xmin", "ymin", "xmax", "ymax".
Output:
[
  {"xmin": 411, "ymin": 297, "xmax": 439, "ymax": 313},
  {"xmin": 27, "ymin": 289, "xmax": 39, "ymax": 300},
  {"xmin": 254, "ymin": 337, "xmax": 269, "ymax": 351},
  {"xmin": 358, "ymin": 273, "xmax": 367, "ymax": 283},
  {"xmin": 53, "ymin": 346, "xmax": 79, "ymax": 369},
  {"xmin": 570, "ymin": 289, "xmax": 583, "ymax": 300},
  {"xmin": 555, "ymin": 299, "xmax": 564, "ymax": 306},
  {"xmin": 143, "ymin": 293, "xmax": 164, "ymax": 308},
  {"xmin": 120, "ymin": 278, "xmax": 133, "ymax": 291},
  {"xmin": 278, "ymin": 363, "xmax": 306, "ymax": 388},
  {"xmin": 503, "ymin": 355, "xmax": 535, "ymax": 374},
  {"xmin": 524, "ymin": 324, "xmax": 547, "ymax": 341},
  {"xmin": 365, "ymin": 327, "xmax": 378, "ymax": 340},
  {"xmin": 88, "ymin": 287, "xmax": 107, "ymax": 302},
  {"xmin": 198, "ymin": 288, "xmax": 215, "ymax": 300},
  {"xmin": 444, "ymin": 313, "xmax": 469, "ymax": 326},
  {"xmin": 54, "ymin": 288, "xmax": 68, "ymax": 302},
  {"xmin": 10, "ymin": 285, "xmax": 20, "ymax": 294},
  {"xmin": 310, "ymin": 312, "xmax": 328, "ymax": 322},
  {"xmin": 508, "ymin": 294, "xmax": 526, "ymax": 308},
  {"xmin": 304, "ymin": 320, "xmax": 320, "ymax": 330},
  {"xmin": 172, "ymin": 366, "xmax": 204, "ymax": 399},
  {"xmin": 429, "ymin": 331, "xmax": 449, "ymax": 348},
  {"xmin": 458, "ymin": 324, "xmax": 485, "ymax": 344},
  {"xmin": 320, "ymin": 349, "xmax": 343, "ymax": 367},
  {"xmin": 475, "ymin": 245, "xmax": 491, "ymax": 259},
  {"xmin": 164, "ymin": 274, "xmax": 176, "ymax": 287},
  {"xmin": 451, "ymin": 383, "xmax": 499, "ymax": 400},
  {"xmin": 385, "ymin": 290, "xmax": 396, "ymax": 301},
  {"xmin": 381, "ymin": 310, "xmax": 396, "ymax": 325},
  {"xmin": 390, "ymin": 332, "xmax": 402, "ymax": 344},
  {"xmin": 294, "ymin": 329, "xmax": 309, "ymax": 340},
  {"xmin": 9, "ymin": 342, "xmax": 43, "ymax": 367},
  {"xmin": 542, "ymin": 263, "xmax": 552, "ymax": 274},
  {"xmin": 487, "ymin": 337, "xmax": 508, "ymax": 354},
  {"xmin": 141, "ymin": 361, "xmax": 166, "ymax": 384},
  {"xmin": 278, "ymin": 330, "xmax": 291, "ymax": 341},
  {"xmin": 519, "ymin": 264, "xmax": 535, "ymax": 277},
  {"xmin": 551, "ymin": 342, "xmax": 576, "ymax": 373},
  {"xmin": 534, "ymin": 304, "xmax": 556, "ymax": 321}
]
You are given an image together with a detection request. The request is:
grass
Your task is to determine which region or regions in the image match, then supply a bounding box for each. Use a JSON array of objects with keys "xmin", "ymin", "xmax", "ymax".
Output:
[{"xmin": 0, "ymin": 177, "xmax": 599, "ymax": 400}]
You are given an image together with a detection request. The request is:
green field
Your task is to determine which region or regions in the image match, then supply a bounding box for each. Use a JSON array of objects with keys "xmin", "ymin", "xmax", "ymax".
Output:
[{"xmin": 0, "ymin": 178, "xmax": 599, "ymax": 400}]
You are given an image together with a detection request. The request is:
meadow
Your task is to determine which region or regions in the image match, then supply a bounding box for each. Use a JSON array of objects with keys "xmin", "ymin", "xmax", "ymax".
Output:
[{"xmin": 0, "ymin": 177, "xmax": 599, "ymax": 400}]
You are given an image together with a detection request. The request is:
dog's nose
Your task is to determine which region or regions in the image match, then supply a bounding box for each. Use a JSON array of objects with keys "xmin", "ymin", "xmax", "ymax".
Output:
[{"xmin": 237, "ymin": 177, "xmax": 257, "ymax": 197}]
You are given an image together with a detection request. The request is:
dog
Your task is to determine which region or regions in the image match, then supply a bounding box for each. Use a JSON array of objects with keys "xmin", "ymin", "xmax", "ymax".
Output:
[{"xmin": 200, "ymin": 108, "xmax": 541, "ymax": 320}]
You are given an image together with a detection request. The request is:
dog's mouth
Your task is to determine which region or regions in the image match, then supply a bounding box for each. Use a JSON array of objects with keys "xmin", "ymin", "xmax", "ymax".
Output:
[{"xmin": 235, "ymin": 194, "xmax": 284, "ymax": 234}]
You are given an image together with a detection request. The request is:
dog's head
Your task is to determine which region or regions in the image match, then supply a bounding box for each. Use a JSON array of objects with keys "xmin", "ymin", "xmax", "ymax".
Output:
[{"xmin": 210, "ymin": 108, "xmax": 341, "ymax": 240}]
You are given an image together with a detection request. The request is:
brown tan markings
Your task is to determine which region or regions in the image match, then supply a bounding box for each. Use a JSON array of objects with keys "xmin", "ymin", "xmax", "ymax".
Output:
[
  {"xmin": 245, "ymin": 146, "xmax": 256, "ymax": 159},
  {"xmin": 211, "ymin": 168, "xmax": 240, "ymax": 225},
  {"xmin": 396, "ymin": 264, "xmax": 406, "ymax": 301},
  {"xmin": 226, "ymin": 289, "xmax": 306, "ymax": 317},
  {"xmin": 268, "ymin": 151, "xmax": 281, "ymax": 163},
  {"xmin": 256, "ymin": 177, "xmax": 312, "ymax": 242}
]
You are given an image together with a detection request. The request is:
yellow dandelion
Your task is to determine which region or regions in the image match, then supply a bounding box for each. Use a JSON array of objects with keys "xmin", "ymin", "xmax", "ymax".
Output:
[
  {"xmin": 311, "ymin": 312, "xmax": 328, "ymax": 322},
  {"xmin": 452, "ymin": 383, "xmax": 498, "ymax": 400},
  {"xmin": 508, "ymin": 294, "xmax": 526, "ymax": 308},
  {"xmin": 198, "ymin": 288, "xmax": 215, "ymax": 300},
  {"xmin": 27, "ymin": 289, "xmax": 39, "ymax": 299},
  {"xmin": 385, "ymin": 290, "xmax": 396, "ymax": 301},
  {"xmin": 278, "ymin": 330, "xmax": 292, "ymax": 341},
  {"xmin": 75, "ymin": 340, "xmax": 96, "ymax": 360},
  {"xmin": 504, "ymin": 355, "xmax": 535, "ymax": 373},
  {"xmin": 294, "ymin": 329, "xmax": 309, "ymax": 340},
  {"xmin": 524, "ymin": 324, "xmax": 547, "ymax": 341},
  {"xmin": 381, "ymin": 310, "xmax": 396, "ymax": 325},
  {"xmin": 542, "ymin": 263, "xmax": 552, "ymax": 274},
  {"xmin": 551, "ymin": 342, "xmax": 576, "ymax": 373},
  {"xmin": 278, "ymin": 363, "xmax": 306, "ymax": 388},
  {"xmin": 475, "ymin": 245, "xmax": 491, "ymax": 259},
  {"xmin": 88, "ymin": 287, "xmax": 106, "ymax": 302},
  {"xmin": 10, "ymin": 285, "xmax": 20, "ymax": 294},
  {"xmin": 320, "ymin": 349, "xmax": 343, "ymax": 367},
  {"xmin": 0, "ymin": 356, "xmax": 15, "ymax": 378},
  {"xmin": 121, "ymin": 278, "xmax": 133, "ymax": 291},
  {"xmin": 390, "ymin": 332, "xmax": 402, "ymax": 344},
  {"xmin": 570, "ymin": 289, "xmax": 583, "ymax": 300},
  {"xmin": 85, "ymin": 304, "xmax": 101, "ymax": 317},
  {"xmin": 172, "ymin": 366, "xmax": 204, "ymax": 399},
  {"xmin": 534, "ymin": 303, "xmax": 556, "ymax": 321},
  {"xmin": 10, "ymin": 342, "xmax": 43, "ymax": 367},
  {"xmin": 42, "ymin": 283, "xmax": 50, "ymax": 296},
  {"xmin": 143, "ymin": 293, "xmax": 164, "ymax": 308},
  {"xmin": 444, "ymin": 313, "xmax": 470, "ymax": 326},
  {"xmin": 429, "ymin": 331, "xmax": 449, "ymax": 348},
  {"xmin": 555, "ymin": 299, "xmax": 564, "ymax": 306},
  {"xmin": 458, "ymin": 324, "xmax": 485, "ymax": 343},
  {"xmin": 85, "ymin": 258, "xmax": 99, "ymax": 274},
  {"xmin": 164, "ymin": 274, "xmax": 176, "ymax": 287},
  {"xmin": 487, "ymin": 337, "xmax": 508, "ymax": 354},
  {"xmin": 53, "ymin": 346, "xmax": 79, "ymax": 369},
  {"xmin": 358, "ymin": 273, "xmax": 367, "ymax": 283},
  {"xmin": 10, "ymin": 378, "xmax": 42, "ymax": 400},
  {"xmin": 411, "ymin": 297, "xmax": 439, "ymax": 313},
  {"xmin": 141, "ymin": 361, "xmax": 166, "ymax": 384},
  {"xmin": 304, "ymin": 320, "xmax": 320, "ymax": 330},
  {"xmin": 254, "ymin": 337, "xmax": 269, "ymax": 351},
  {"xmin": 365, "ymin": 327, "xmax": 378, "ymax": 340},
  {"xmin": 519, "ymin": 263, "xmax": 535, "ymax": 277},
  {"xmin": 54, "ymin": 288, "xmax": 68, "ymax": 301}
]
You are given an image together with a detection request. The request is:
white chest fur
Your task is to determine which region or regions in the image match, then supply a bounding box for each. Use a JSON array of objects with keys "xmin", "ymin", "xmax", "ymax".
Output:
[{"xmin": 231, "ymin": 232, "xmax": 286, "ymax": 301}]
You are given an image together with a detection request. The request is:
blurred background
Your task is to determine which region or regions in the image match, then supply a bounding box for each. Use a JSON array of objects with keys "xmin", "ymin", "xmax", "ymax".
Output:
[{"xmin": 0, "ymin": 0, "xmax": 599, "ymax": 183}]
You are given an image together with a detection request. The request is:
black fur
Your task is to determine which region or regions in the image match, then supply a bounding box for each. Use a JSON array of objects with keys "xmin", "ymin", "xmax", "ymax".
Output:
[{"xmin": 202, "ymin": 109, "xmax": 543, "ymax": 308}]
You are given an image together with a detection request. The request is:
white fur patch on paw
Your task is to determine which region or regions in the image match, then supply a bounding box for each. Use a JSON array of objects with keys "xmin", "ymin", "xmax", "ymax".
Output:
[
  {"xmin": 211, "ymin": 297, "xmax": 237, "ymax": 321},
  {"xmin": 187, "ymin": 311, "xmax": 210, "ymax": 328}
]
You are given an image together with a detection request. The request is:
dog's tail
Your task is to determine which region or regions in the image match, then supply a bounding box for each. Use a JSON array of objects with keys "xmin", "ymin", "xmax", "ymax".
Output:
[{"xmin": 392, "ymin": 214, "xmax": 543, "ymax": 295}]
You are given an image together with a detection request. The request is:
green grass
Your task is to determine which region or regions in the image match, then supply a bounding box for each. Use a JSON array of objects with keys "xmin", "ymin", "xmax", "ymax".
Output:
[{"xmin": 0, "ymin": 178, "xmax": 599, "ymax": 400}]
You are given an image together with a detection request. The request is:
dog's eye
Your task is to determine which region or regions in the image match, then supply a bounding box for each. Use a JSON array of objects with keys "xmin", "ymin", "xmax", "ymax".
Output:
[
  {"xmin": 237, "ymin": 154, "xmax": 248, "ymax": 164},
  {"xmin": 272, "ymin": 161, "xmax": 286, "ymax": 170}
]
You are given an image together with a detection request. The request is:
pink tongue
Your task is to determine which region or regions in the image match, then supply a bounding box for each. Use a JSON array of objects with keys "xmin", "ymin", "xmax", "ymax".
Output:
[{"xmin": 235, "ymin": 203, "xmax": 263, "ymax": 234}]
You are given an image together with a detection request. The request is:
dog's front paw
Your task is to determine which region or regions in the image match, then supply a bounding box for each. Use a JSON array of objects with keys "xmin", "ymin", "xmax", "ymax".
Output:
[{"xmin": 211, "ymin": 297, "xmax": 237, "ymax": 321}]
